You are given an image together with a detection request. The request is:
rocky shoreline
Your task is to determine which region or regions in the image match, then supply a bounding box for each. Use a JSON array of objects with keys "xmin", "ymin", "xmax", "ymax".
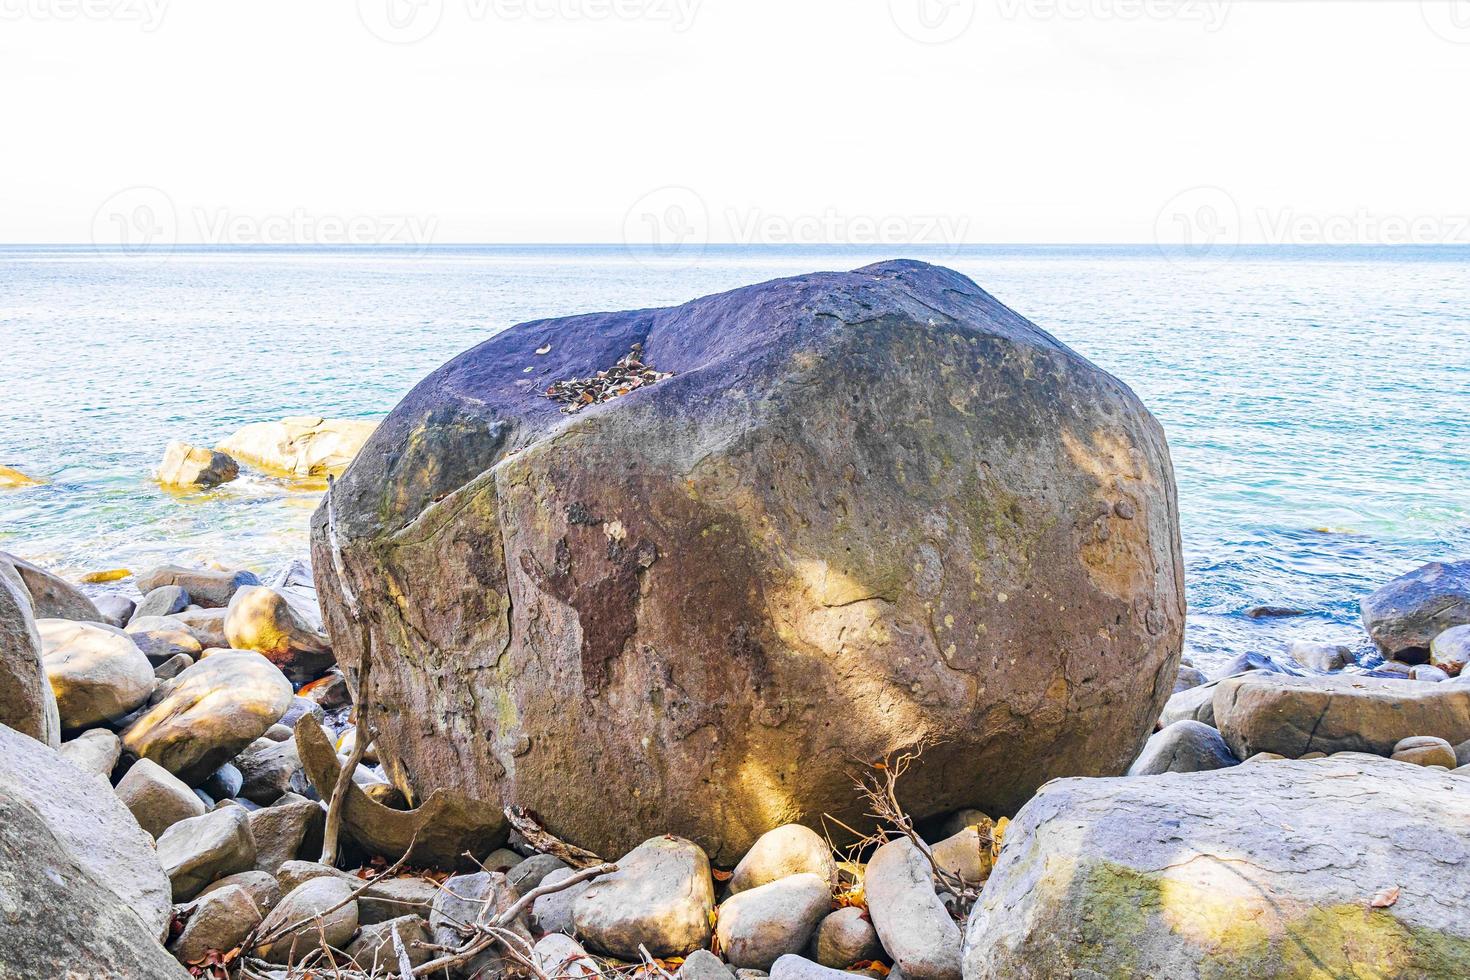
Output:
[{"xmin": 3, "ymin": 262, "xmax": 1469, "ymax": 979}]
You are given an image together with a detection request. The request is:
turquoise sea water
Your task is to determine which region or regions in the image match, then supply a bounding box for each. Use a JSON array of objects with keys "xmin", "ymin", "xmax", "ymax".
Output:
[{"xmin": 2, "ymin": 245, "xmax": 1467, "ymax": 671}]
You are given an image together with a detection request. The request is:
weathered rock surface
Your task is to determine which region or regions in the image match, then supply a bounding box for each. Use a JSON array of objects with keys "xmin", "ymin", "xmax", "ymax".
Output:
[
  {"xmin": 681, "ymin": 948, "xmax": 738, "ymax": 980},
  {"xmin": 962, "ymin": 758, "xmax": 1470, "ymax": 978},
  {"xmin": 429, "ymin": 871, "xmax": 527, "ymax": 977},
  {"xmin": 1361, "ymin": 560, "xmax": 1470, "ymax": 662},
  {"xmin": 237, "ymin": 735, "xmax": 306, "ymax": 804},
  {"xmin": 1286, "ymin": 639, "xmax": 1352, "ymax": 672},
  {"xmin": 39, "ymin": 618, "xmax": 155, "ymax": 727},
  {"xmin": 346, "ymin": 914, "xmax": 434, "ymax": 972},
  {"xmin": 507, "ymin": 852, "xmax": 569, "ymax": 895},
  {"xmin": 158, "ymin": 440, "xmax": 240, "ymax": 488},
  {"xmin": 930, "ymin": 824, "xmax": 994, "ymax": 886},
  {"xmin": 1, "ymin": 568, "xmax": 61, "ymax": 745},
  {"xmin": 224, "ymin": 585, "xmax": 333, "ymax": 680},
  {"xmin": 574, "ymin": 836, "xmax": 715, "ymax": 958},
  {"xmin": 219, "ymin": 416, "xmax": 377, "ymax": 478},
  {"xmin": 360, "ymin": 874, "xmax": 438, "ymax": 924},
  {"xmin": 0, "ymin": 722, "xmax": 173, "ymax": 940},
  {"xmin": 0, "ymin": 785, "xmax": 188, "ymax": 979},
  {"xmin": 60, "ymin": 726, "xmax": 122, "ymax": 777},
  {"xmin": 1432, "ymin": 624, "xmax": 1470, "ymax": 677},
  {"xmin": 1126, "ymin": 719, "xmax": 1239, "ymax": 776},
  {"xmin": 256, "ymin": 877, "xmax": 360, "ymax": 964},
  {"xmin": 717, "ymin": 872, "xmax": 832, "ymax": 971},
  {"xmin": 772, "ymin": 954, "xmax": 862, "ymax": 980},
  {"xmin": 0, "ymin": 550, "xmax": 101, "ymax": 621},
  {"xmin": 1214, "ymin": 673, "xmax": 1470, "ymax": 759},
  {"xmin": 116, "ymin": 757, "xmax": 208, "ymax": 838},
  {"xmin": 157, "ymin": 806, "xmax": 257, "ymax": 901},
  {"xmin": 170, "ymin": 882, "xmax": 261, "ymax": 964},
  {"xmin": 730, "ymin": 824, "xmax": 837, "ymax": 895},
  {"xmin": 295, "ymin": 716, "xmax": 506, "ymax": 866},
  {"xmin": 865, "ymin": 837, "xmax": 962, "ymax": 980},
  {"xmin": 122, "ymin": 650, "xmax": 293, "ymax": 783},
  {"xmin": 311, "ymin": 261, "xmax": 1185, "ymax": 861},
  {"xmin": 249, "ymin": 799, "xmax": 324, "ymax": 873},
  {"xmin": 812, "ymin": 907, "xmax": 883, "ymax": 968},
  {"xmin": 93, "ymin": 591, "xmax": 137, "ymax": 627},
  {"xmin": 133, "ymin": 585, "xmax": 191, "ymax": 621},
  {"xmin": 172, "ymin": 606, "xmax": 229, "ymax": 648},
  {"xmin": 138, "ymin": 565, "xmax": 261, "ymax": 609},
  {"xmin": 200, "ymin": 869, "xmax": 282, "ymax": 913},
  {"xmin": 1392, "ymin": 735, "xmax": 1457, "ymax": 768},
  {"xmin": 529, "ymin": 866, "xmax": 588, "ymax": 935},
  {"xmin": 125, "ymin": 615, "xmax": 205, "ymax": 661}
]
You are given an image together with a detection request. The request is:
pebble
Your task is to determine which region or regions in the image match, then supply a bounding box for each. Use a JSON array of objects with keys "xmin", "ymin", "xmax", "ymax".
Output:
[{"xmin": 811, "ymin": 906, "xmax": 883, "ymax": 969}]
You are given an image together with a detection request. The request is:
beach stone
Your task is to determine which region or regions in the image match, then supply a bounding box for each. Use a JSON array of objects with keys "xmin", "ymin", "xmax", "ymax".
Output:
[
  {"xmin": 811, "ymin": 907, "xmax": 883, "ymax": 968},
  {"xmin": 219, "ymin": 416, "xmax": 377, "ymax": 478},
  {"xmin": 138, "ymin": 565, "xmax": 262, "ymax": 609},
  {"xmin": 158, "ymin": 440, "xmax": 239, "ymax": 489},
  {"xmin": 1285, "ymin": 639, "xmax": 1352, "ymax": 672},
  {"xmin": 360, "ymin": 874, "xmax": 438, "ymax": 924},
  {"xmin": 170, "ymin": 883, "xmax": 261, "ymax": 964},
  {"xmin": 1413, "ymin": 664, "xmax": 1451, "ymax": 683},
  {"xmin": 224, "ymin": 585, "xmax": 333, "ymax": 680},
  {"xmin": 116, "ymin": 757, "xmax": 207, "ymax": 838},
  {"xmin": 236, "ymin": 735, "xmax": 306, "ymax": 804},
  {"xmin": 256, "ymin": 877, "xmax": 360, "ymax": 964},
  {"xmin": 126, "ymin": 615, "xmax": 205, "ymax": 661},
  {"xmin": 59, "ymin": 727, "xmax": 121, "ymax": 778},
  {"xmin": 0, "ymin": 785, "xmax": 189, "ymax": 978},
  {"xmin": 203, "ymin": 761, "xmax": 244, "ymax": 800},
  {"xmin": 157, "ymin": 804, "xmax": 257, "ymax": 901},
  {"xmin": 133, "ymin": 585, "xmax": 191, "ymax": 622},
  {"xmin": 1243, "ymin": 751, "xmax": 1287, "ymax": 763},
  {"xmin": 200, "ymin": 869, "xmax": 282, "ymax": 913},
  {"xmin": 429, "ymin": 871, "xmax": 527, "ymax": 977},
  {"xmin": 1213, "ymin": 673, "xmax": 1470, "ymax": 759},
  {"xmin": 1127, "ymin": 719, "xmax": 1239, "ymax": 776},
  {"xmin": 717, "ymin": 872, "xmax": 832, "ymax": 971},
  {"xmin": 249, "ymin": 799, "xmax": 324, "ymax": 873},
  {"xmin": 280, "ymin": 694, "xmax": 325, "ymax": 729},
  {"xmin": 0, "ymin": 550, "xmax": 101, "ymax": 621},
  {"xmin": 153, "ymin": 652, "xmax": 194, "ymax": 680},
  {"xmin": 172, "ymin": 606, "xmax": 229, "ymax": 648},
  {"xmin": 574, "ymin": 835, "xmax": 715, "ymax": 958},
  {"xmin": 345, "ymin": 914, "xmax": 434, "ymax": 972},
  {"xmin": 39, "ymin": 618, "xmax": 155, "ymax": 727},
  {"xmin": 681, "ymin": 948, "xmax": 738, "ymax": 980},
  {"xmin": 772, "ymin": 954, "xmax": 861, "ymax": 980},
  {"xmin": 961, "ymin": 757, "xmax": 1470, "ymax": 978},
  {"xmin": 1392, "ymin": 735, "xmax": 1457, "ymax": 768},
  {"xmin": 507, "ymin": 852, "xmax": 569, "ymax": 895},
  {"xmin": 730, "ymin": 824, "xmax": 837, "ymax": 895},
  {"xmin": 275, "ymin": 860, "xmax": 354, "ymax": 894},
  {"xmin": 263, "ymin": 723, "xmax": 293, "ymax": 741},
  {"xmin": 1, "ymin": 569, "xmax": 60, "ymax": 745},
  {"xmin": 0, "ymin": 721, "xmax": 173, "ymax": 940},
  {"xmin": 1431, "ymin": 625, "xmax": 1470, "ymax": 677},
  {"xmin": 529, "ymin": 867, "xmax": 589, "ymax": 935},
  {"xmin": 865, "ymin": 837, "xmax": 962, "ymax": 980},
  {"xmin": 930, "ymin": 825, "xmax": 994, "ymax": 886},
  {"xmin": 1157, "ymin": 680, "xmax": 1217, "ymax": 727},
  {"xmin": 122, "ymin": 650, "xmax": 293, "ymax": 783},
  {"xmin": 93, "ymin": 592, "xmax": 137, "ymax": 627},
  {"xmin": 1172, "ymin": 664, "xmax": 1207, "ymax": 692},
  {"xmin": 483, "ymin": 846, "xmax": 525, "ymax": 872},
  {"xmin": 311, "ymin": 261, "xmax": 1185, "ymax": 863},
  {"xmin": 534, "ymin": 934, "xmax": 601, "ymax": 978},
  {"xmin": 1373, "ymin": 660, "xmax": 1416, "ymax": 679},
  {"xmin": 1209, "ymin": 650, "xmax": 1294, "ymax": 681},
  {"xmin": 1361, "ymin": 560, "xmax": 1470, "ymax": 662}
]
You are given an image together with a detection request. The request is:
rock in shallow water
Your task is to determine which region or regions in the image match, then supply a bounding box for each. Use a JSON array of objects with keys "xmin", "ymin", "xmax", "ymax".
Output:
[
  {"xmin": 157, "ymin": 440, "xmax": 239, "ymax": 489},
  {"xmin": 311, "ymin": 260, "xmax": 1185, "ymax": 862},
  {"xmin": 218, "ymin": 416, "xmax": 377, "ymax": 478},
  {"xmin": 137, "ymin": 565, "xmax": 261, "ymax": 609},
  {"xmin": 961, "ymin": 758, "xmax": 1470, "ymax": 978},
  {"xmin": 1361, "ymin": 560, "xmax": 1470, "ymax": 662}
]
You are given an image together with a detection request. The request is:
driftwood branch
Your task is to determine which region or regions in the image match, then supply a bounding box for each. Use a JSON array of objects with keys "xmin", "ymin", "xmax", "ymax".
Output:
[{"xmin": 504, "ymin": 805, "xmax": 605, "ymax": 869}]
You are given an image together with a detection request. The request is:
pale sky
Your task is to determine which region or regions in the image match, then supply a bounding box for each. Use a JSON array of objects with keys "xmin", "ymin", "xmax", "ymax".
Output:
[{"xmin": 2, "ymin": 0, "xmax": 1468, "ymax": 246}]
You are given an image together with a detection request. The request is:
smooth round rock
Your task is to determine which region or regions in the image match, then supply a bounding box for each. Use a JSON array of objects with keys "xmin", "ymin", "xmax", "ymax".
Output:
[
  {"xmin": 730, "ymin": 825, "xmax": 837, "ymax": 895},
  {"xmin": 39, "ymin": 619, "xmax": 154, "ymax": 728},
  {"xmin": 1431, "ymin": 625, "xmax": 1470, "ymax": 677},
  {"xmin": 811, "ymin": 907, "xmax": 883, "ymax": 969},
  {"xmin": 1391, "ymin": 736, "xmax": 1457, "ymax": 768},
  {"xmin": 256, "ymin": 877, "xmax": 359, "ymax": 964},
  {"xmin": 716, "ymin": 873, "xmax": 832, "ymax": 971}
]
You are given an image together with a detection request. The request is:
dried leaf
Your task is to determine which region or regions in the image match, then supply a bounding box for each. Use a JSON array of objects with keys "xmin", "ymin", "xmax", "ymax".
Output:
[
  {"xmin": 1370, "ymin": 886, "xmax": 1400, "ymax": 908},
  {"xmin": 711, "ymin": 868, "xmax": 733, "ymax": 882}
]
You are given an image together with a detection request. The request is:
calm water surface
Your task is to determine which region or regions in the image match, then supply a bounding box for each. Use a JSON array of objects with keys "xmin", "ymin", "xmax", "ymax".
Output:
[{"xmin": 2, "ymin": 245, "xmax": 1467, "ymax": 670}]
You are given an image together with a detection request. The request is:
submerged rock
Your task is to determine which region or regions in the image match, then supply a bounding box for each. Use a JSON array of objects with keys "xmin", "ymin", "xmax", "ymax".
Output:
[
  {"xmin": 961, "ymin": 758, "xmax": 1470, "ymax": 978},
  {"xmin": 311, "ymin": 261, "xmax": 1185, "ymax": 861},
  {"xmin": 1361, "ymin": 560, "xmax": 1470, "ymax": 662},
  {"xmin": 218, "ymin": 416, "xmax": 377, "ymax": 478},
  {"xmin": 158, "ymin": 440, "xmax": 239, "ymax": 489},
  {"xmin": 1, "ymin": 568, "xmax": 60, "ymax": 745}
]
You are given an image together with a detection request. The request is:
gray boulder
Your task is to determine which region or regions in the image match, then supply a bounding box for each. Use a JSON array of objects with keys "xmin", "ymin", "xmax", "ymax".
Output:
[
  {"xmin": 534, "ymin": 933, "xmax": 602, "ymax": 978},
  {"xmin": 730, "ymin": 824, "xmax": 837, "ymax": 895},
  {"xmin": 170, "ymin": 883, "xmax": 261, "ymax": 964},
  {"xmin": 811, "ymin": 907, "xmax": 883, "ymax": 968},
  {"xmin": 772, "ymin": 954, "xmax": 863, "ymax": 980},
  {"xmin": 156, "ymin": 806, "xmax": 257, "ymax": 901},
  {"xmin": 200, "ymin": 869, "xmax": 282, "ymax": 914},
  {"xmin": 346, "ymin": 914, "xmax": 434, "ymax": 972},
  {"xmin": 310, "ymin": 261, "xmax": 1186, "ymax": 863},
  {"xmin": 930, "ymin": 826, "xmax": 994, "ymax": 887},
  {"xmin": 132, "ymin": 585, "xmax": 191, "ymax": 622},
  {"xmin": 1158, "ymin": 681, "xmax": 1217, "ymax": 727},
  {"xmin": 1126, "ymin": 720, "xmax": 1239, "ymax": 775},
  {"xmin": 681, "ymin": 948, "xmax": 738, "ymax": 980},
  {"xmin": 225, "ymin": 585, "xmax": 333, "ymax": 681},
  {"xmin": 716, "ymin": 872, "xmax": 832, "ymax": 971},
  {"xmin": 137, "ymin": 565, "xmax": 261, "ymax": 609},
  {"xmin": 39, "ymin": 618, "xmax": 155, "ymax": 727},
  {"xmin": 1214, "ymin": 673, "xmax": 1470, "ymax": 759},
  {"xmin": 506, "ymin": 851, "xmax": 569, "ymax": 895},
  {"xmin": 116, "ymin": 757, "xmax": 207, "ymax": 838},
  {"xmin": 0, "ymin": 567, "xmax": 60, "ymax": 745},
  {"xmin": 0, "ymin": 550, "xmax": 101, "ymax": 621},
  {"xmin": 1172, "ymin": 664, "xmax": 1207, "ymax": 692},
  {"xmin": 529, "ymin": 866, "xmax": 588, "ymax": 936},
  {"xmin": 1431, "ymin": 624, "xmax": 1470, "ymax": 677},
  {"xmin": 157, "ymin": 440, "xmax": 240, "ymax": 489},
  {"xmin": 0, "ymin": 722, "xmax": 173, "ymax": 941},
  {"xmin": 865, "ymin": 837, "xmax": 961, "ymax": 980},
  {"xmin": 962, "ymin": 758, "xmax": 1470, "ymax": 977},
  {"xmin": 124, "ymin": 615, "xmax": 204, "ymax": 661},
  {"xmin": 256, "ymin": 877, "xmax": 359, "ymax": 964},
  {"xmin": 172, "ymin": 606, "xmax": 229, "ymax": 648},
  {"xmin": 248, "ymin": 798, "xmax": 324, "ymax": 873},
  {"xmin": 93, "ymin": 592, "xmax": 137, "ymax": 627},
  {"xmin": 575, "ymin": 835, "xmax": 715, "ymax": 958},
  {"xmin": 1361, "ymin": 560, "xmax": 1470, "ymax": 662},
  {"xmin": 430, "ymin": 871, "xmax": 526, "ymax": 977},
  {"xmin": 59, "ymin": 727, "xmax": 122, "ymax": 778},
  {"xmin": 1285, "ymin": 639, "xmax": 1352, "ymax": 672},
  {"xmin": 360, "ymin": 874, "xmax": 438, "ymax": 924},
  {"xmin": 236, "ymin": 735, "xmax": 306, "ymax": 804}
]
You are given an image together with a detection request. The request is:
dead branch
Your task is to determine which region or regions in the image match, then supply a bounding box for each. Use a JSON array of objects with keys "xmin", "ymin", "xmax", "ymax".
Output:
[{"xmin": 504, "ymin": 805, "xmax": 606, "ymax": 869}]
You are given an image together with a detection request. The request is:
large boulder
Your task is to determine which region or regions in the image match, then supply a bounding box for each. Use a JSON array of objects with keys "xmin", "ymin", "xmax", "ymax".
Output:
[
  {"xmin": 1, "ymin": 568, "xmax": 61, "ymax": 745},
  {"xmin": 121, "ymin": 650, "xmax": 293, "ymax": 783},
  {"xmin": 218, "ymin": 416, "xmax": 377, "ymax": 478},
  {"xmin": 224, "ymin": 585, "xmax": 333, "ymax": 680},
  {"xmin": 0, "ymin": 722, "xmax": 173, "ymax": 941},
  {"xmin": 136, "ymin": 564, "xmax": 261, "ymax": 609},
  {"xmin": 1213, "ymin": 673, "xmax": 1470, "ymax": 759},
  {"xmin": 311, "ymin": 261, "xmax": 1185, "ymax": 861},
  {"xmin": 39, "ymin": 619, "xmax": 156, "ymax": 728},
  {"xmin": 962, "ymin": 758, "xmax": 1470, "ymax": 977},
  {"xmin": 1361, "ymin": 560, "xmax": 1470, "ymax": 662},
  {"xmin": 0, "ymin": 550, "xmax": 101, "ymax": 621}
]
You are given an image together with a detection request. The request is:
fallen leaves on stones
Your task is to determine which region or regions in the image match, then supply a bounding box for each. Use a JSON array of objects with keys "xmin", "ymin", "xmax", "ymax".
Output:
[{"xmin": 545, "ymin": 343, "xmax": 673, "ymax": 414}]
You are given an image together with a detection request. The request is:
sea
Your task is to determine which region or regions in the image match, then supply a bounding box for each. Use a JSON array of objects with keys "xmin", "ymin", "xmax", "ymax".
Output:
[{"xmin": 2, "ymin": 245, "xmax": 1467, "ymax": 672}]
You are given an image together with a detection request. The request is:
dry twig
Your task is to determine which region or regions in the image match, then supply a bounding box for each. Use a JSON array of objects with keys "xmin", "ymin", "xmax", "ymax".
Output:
[{"xmin": 504, "ymin": 805, "xmax": 606, "ymax": 869}]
